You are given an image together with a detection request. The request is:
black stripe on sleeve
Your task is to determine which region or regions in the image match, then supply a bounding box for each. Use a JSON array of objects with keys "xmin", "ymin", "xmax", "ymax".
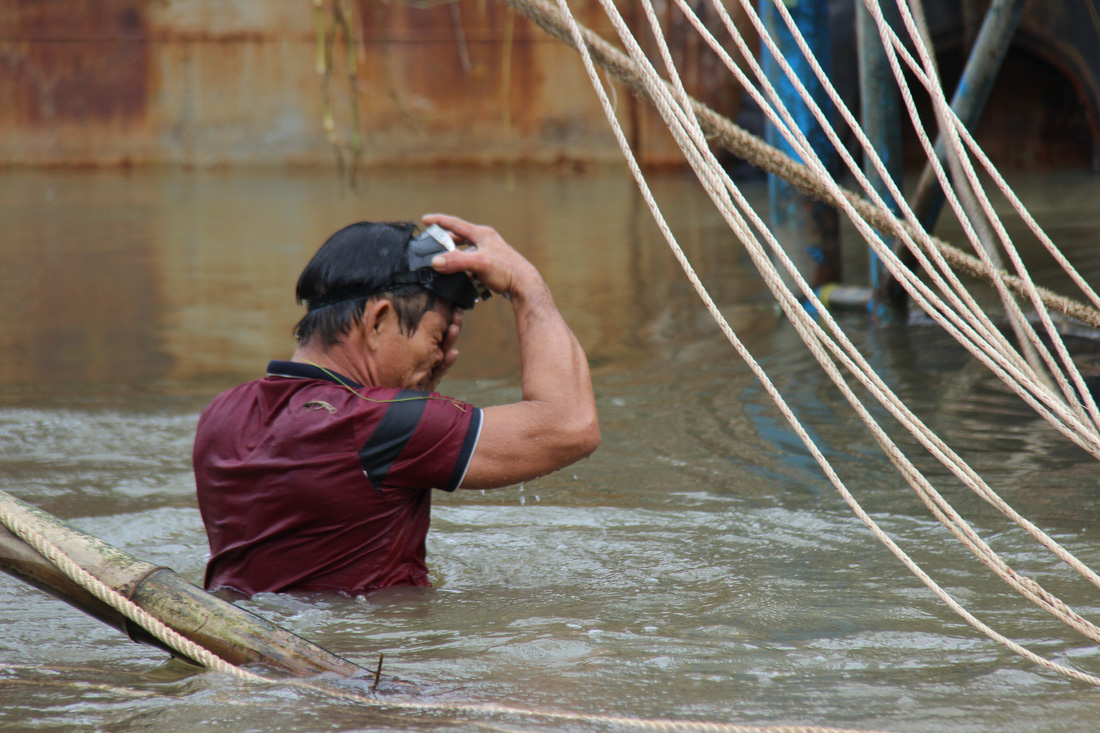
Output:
[
  {"xmin": 443, "ymin": 407, "xmax": 482, "ymax": 492},
  {"xmin": 358, "ymin": 390, "xmax": 427, "ymax": 491}
]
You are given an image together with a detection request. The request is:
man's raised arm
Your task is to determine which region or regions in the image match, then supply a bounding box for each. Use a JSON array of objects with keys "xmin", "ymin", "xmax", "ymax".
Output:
[{"xmin": 423, "ymin": 214, "xmax": 600, "ymax": 489}]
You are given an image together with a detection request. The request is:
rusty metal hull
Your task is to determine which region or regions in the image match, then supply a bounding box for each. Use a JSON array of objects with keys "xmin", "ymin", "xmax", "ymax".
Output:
[
  {"xmin": 0, "ymin": 0, "xmax": 1094, "ymax": 169},
  {"xmin": 0, "ymin": 0, "xmax": 744, "ymax": 168}
]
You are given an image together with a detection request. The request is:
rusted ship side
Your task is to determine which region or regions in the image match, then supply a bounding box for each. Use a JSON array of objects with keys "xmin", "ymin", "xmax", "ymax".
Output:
[{"xmin": 0, "ymin": 0, "xmax": 1094, "ymax": 169}]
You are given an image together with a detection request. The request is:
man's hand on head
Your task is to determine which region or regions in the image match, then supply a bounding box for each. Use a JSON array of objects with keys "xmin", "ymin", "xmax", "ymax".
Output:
[
  {"xmin": 422, "ymin": 214, "xmax": 544, "ymax": 302},
  {"xmin": 419, "ymin": 213, "xmax": 600, "ymax": 490}
]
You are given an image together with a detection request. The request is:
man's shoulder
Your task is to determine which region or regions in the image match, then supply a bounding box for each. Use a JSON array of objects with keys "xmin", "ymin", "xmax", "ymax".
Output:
[
  {"xmin": 200, "ymin": 375, "xmax": 351, "ymax": 416},
  {"xmin": 198, "ymin": 370, "xmax": 478, "ymax": 437},
  {"xmin": 194, "ymin": 377, "xmax": 366, "ymax": 461},
  {"xmin": 199, "ymin": 376, "xmax": 280, "ymax": 416},
  {"xmin": 198, "ymin": 375, "xmax": 412, "ymax": 430}
]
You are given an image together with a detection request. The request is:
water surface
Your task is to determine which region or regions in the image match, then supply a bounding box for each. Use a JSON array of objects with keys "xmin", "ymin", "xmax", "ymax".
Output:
[{"xmin": 1, "ymin": 168, "xmax": 1100, "ymax": 732}]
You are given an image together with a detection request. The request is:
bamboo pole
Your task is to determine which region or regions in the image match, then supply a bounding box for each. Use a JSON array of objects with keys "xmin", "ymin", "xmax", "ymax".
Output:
[{"xmin": 0, "ymin": 490, "xmax": 364, "ymax": 678}]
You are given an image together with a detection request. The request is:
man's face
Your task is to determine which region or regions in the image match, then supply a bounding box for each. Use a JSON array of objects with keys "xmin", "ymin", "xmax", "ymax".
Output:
[{"xmin": 375, "ymin": 300, "xmax": 455, "ymax": 392}]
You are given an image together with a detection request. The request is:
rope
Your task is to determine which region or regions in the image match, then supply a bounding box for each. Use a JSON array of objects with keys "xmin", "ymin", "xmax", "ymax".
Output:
[
  {"xmin": 537, "ymin": 0, "xmax": 1100, "ymax": 686},
  {"xmin": 502, "ymin": 0, "xmax": 1100, "ymax": 330},
  {"xmin": 710, "ymin": 0, "xmax": 1100, "ymax": 459},
  {"xmin": 686, "ymin": 0, "xmax": 1100, "ymax": 461},
  {"xmin": 856, "ymin": 0, "xmax": 1100, "ymax": 325},
  {"xmin": 513, "ymin": 0, "xmax": 1100, "ymax": 465},
  {"xmin": 728, "ymin": 0, "xmax": 1100, "ymax": 578},
  {"xmin": 651, "ymin": 0, "xmax": 1100, "ymax": 594},
  {"xmin": 909, "ymin": 5, "xmax": 1054, "ymax": 391},
  {"xmin": 507, "ymin": 0, "xmax": 1100, "ymax": 513},
  {"xmin": 864, "ymin": 0, "xmax": 1100, "ymax": 431},
  {"xmin": 652, "ymin": 0, "xmax": 1100, "ymax": 677}
]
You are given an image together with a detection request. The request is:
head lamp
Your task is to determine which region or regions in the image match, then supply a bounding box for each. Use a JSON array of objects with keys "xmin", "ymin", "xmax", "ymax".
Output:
[
  {"xmin": 392, "ymin": 224, "xmax": 490, "ymax": 310},
  {"xmin": 303, "ymin": 224, "xmax": 490, "ymax": 312}
]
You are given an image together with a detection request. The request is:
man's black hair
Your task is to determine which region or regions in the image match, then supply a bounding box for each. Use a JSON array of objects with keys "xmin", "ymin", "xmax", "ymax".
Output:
[{"xmin": 294, "ymin": 221, "xmax": 437, "ymax": 347}]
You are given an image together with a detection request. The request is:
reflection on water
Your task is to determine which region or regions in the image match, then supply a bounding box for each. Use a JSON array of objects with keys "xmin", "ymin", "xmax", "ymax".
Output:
[
  {"xmin": 0, "ymin": 168, "xmax": 762, "ymax": 390},
  {"xmin": 2, "ymin": 168, "xmax": 1100, "ymax": 731}
]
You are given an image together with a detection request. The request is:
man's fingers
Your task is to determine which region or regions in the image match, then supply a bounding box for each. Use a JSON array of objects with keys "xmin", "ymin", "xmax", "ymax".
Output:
[
  {"xmin": 431, "ymin": 248, "xmax": 485, "ymax": 275},
  {"xmin": 433, "ymin": 249, "xmax": 511, "ymax": 296},
  {"xmin": 441, "ymin": 321, "xmax": 461, "ymax": 352},
  {"xmin": 424, "ymin": 213, "xmax": 537, "ymax": 299},
  {"xmin": 423, "ymin": 213, "xmax": 483, "ymax": 244}
]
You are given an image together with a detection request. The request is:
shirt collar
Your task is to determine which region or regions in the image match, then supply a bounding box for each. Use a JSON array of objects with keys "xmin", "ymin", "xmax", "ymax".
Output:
[{"xmin": 266, "ymin": 360, "xmax": 364, "ymax": 389}]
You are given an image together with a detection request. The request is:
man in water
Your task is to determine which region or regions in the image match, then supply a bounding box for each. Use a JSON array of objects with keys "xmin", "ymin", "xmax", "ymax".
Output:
[{"xmin": 193, "ymin": 214, "xmax": 599, "ymax": 596}]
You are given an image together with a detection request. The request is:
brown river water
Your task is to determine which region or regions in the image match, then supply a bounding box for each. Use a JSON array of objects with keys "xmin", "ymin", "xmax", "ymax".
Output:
[{"xmin": 1, "ymin": 167, "xmax": 1100, "ymax": 731}]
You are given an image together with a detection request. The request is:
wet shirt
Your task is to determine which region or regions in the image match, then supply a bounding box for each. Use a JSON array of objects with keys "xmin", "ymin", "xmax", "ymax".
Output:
[{"xmin": 193, "ymin": 361, "xmax": 482, "ymax": 597}]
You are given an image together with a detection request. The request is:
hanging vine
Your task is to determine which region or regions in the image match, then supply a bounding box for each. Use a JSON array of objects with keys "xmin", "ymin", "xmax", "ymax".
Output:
[
  {"xmin": 311, "ymin": 0, "xmax": 518, "ymax": 176},
  {"xmin": 313, "ymin": 0, "xmax": 363, "ymax": 189}
]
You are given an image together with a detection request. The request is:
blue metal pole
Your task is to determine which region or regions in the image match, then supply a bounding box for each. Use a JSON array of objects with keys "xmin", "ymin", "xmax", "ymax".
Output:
[
  {"xmin": 859, "ymin": 0, "xmax": 905, "ymax": 324},
  {"xmin": 761, "ymin": 0, "xmax": 840, "ymax": 304},
  {"xmin": 908, "ymin": 0, "xmax": 1027, "ymax": 233}
]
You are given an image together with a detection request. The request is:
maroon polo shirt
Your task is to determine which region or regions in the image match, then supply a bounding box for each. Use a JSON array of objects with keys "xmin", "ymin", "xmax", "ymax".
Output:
[{"xmin": 193, "ymin": 360, "xmax": 482, "ymax": 597}]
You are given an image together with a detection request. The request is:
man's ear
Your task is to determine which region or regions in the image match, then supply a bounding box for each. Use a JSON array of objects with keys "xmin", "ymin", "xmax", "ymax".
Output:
[{"xmin": 360, "ymin": 298, "xmax": 395, "ymax": 351}]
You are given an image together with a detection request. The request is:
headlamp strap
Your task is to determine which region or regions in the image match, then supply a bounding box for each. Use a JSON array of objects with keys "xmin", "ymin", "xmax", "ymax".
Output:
[
  {"xmin": 390, "ymin": 268, "xmax": 435, "ymax": 286},
  {"xmin": 304, "ymin": 270, "xmax": 432, "ymax": 311},
  {"xmin": 305, "ymin": 291, "xmax": 370, "ymax": 311}
]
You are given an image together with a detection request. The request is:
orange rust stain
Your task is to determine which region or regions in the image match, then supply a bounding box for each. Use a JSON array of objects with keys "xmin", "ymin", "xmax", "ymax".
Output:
[
  {"xmin": 356, "ymin": 1, "xmax": 546, "ymax": 132},
  {"xmin": 0, "ymin": 0, "xmax": 151, "ymax": 124}
]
